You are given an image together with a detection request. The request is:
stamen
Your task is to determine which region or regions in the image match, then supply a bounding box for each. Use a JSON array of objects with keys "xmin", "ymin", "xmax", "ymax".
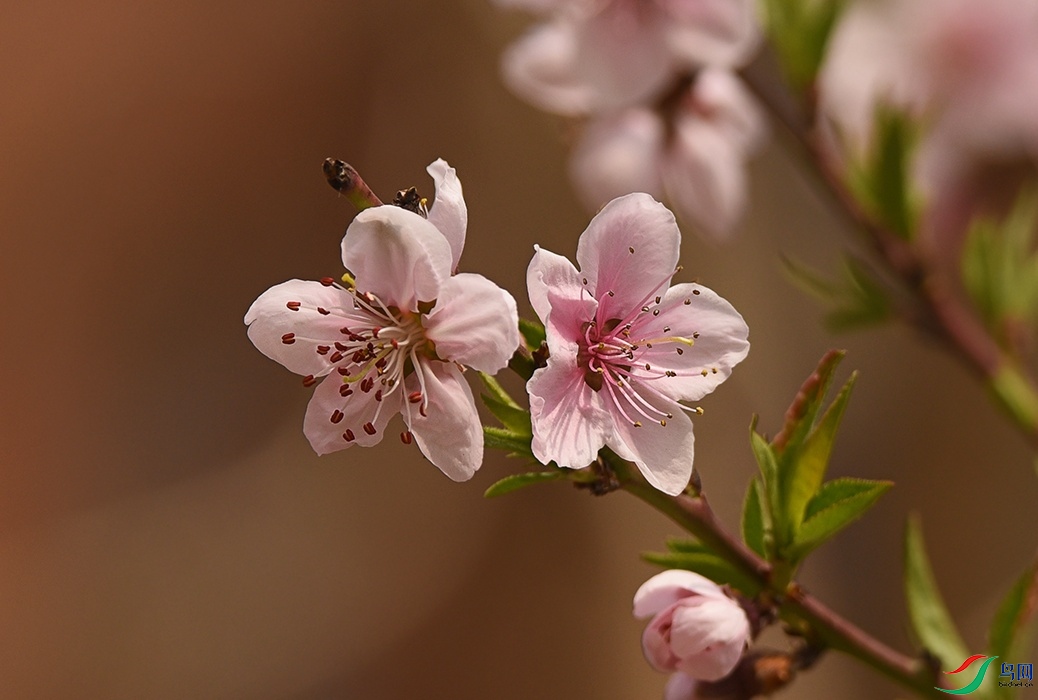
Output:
[
  {"xmin": 330, "ymin": 410, "xmax": 344, "ymax": 424},
  {"xmin": 339, "ymin": 384, "xmax": 353, "ymax": 397},
  {"xmin": 343, "ymin": 429, "xmax": 355, "ymax": 442},
  {"xmin": 400, "ymin": 431, "xmax": 413, "ymax": 445},
  {"xmin": 316, "ymin": 345, "xmax": 330, "ymax": 355},
  {"xmin": 281, "ymin": 333, "xmax": 296, "ymax": 344},
  {"xmin": 320, "ymin": 277, "xmax": 335, "ymax": 287},
  {"xmin": 302, "ymin": 374, "xmax": 317, "ymax": 387},
  {"xmin": 286, "ymin": 301, "xmax": 301, "ymax": 311},
  {"xmin": 363, "ymin": 422, "xmax": 377, "ymax": 435},
  {"xmin": 317, "ymin": 307, "xmax": 330, "ymax": 316}
]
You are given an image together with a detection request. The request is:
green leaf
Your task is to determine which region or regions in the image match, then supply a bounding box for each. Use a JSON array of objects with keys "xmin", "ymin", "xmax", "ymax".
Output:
[
  {"xmin": 483, "ymin": 426, "xmax": 534, "ymax": 457},
  {"xmin": 988, "ymin": 560, "xmax": 1038, "ymax": 678},
  {"xmin": 518, "ymin": 317, "xmax": 546, "ymax": 349},
  {"xmin": 771, "ymin": 349, "xmax": 845, "ymax": 455},
  {"xmin": 783, "ymin": 372, "xmax": 858, "ymax": 531},
  {"xmin": 762, "ymin": 0, "xmax": 846, "ymax": 90},
  {"xmin": 742, "ymin": 478, "xmax": 769, "ymax": 559},
  {"xmin": 783, "ymin": 256, "xmax": 892, "ymax": 332},
  {"xmin": 484, "ymin": 470, "xmax": 568, "ymax": 498},
  {"xmin": 788, "ymin": 478, "xmax": 892, "ymax": 561},
  {"xmin": 904, "ymin": 516, "xmax": 970, "ymax": 669},
  {"xmin": 642, "ymin": 549, "xmax": 762, "ymax": 596}
]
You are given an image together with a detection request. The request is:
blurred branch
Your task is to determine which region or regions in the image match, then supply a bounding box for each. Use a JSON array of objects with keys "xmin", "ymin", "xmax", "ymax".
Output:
[{"xmin": 740, "ymin": 58, "xmax": 1038, "ymax": 450}]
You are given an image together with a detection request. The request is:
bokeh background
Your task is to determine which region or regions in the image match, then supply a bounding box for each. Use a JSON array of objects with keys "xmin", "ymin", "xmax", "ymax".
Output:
[{"xmin": 1, "ymin": 1, "xmax": 1035, "ymax": 698}]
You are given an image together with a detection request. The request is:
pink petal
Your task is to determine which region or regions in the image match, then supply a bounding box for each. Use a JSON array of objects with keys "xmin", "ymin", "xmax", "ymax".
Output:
[
  {"xmin": 662, "ymin": 113, "xmax": 747, "ymax": 239},
  {"xmin": 609, "ymin": 398, "xmax": 695, "ymax": 495},
  {"xmin": 630, "ymin": 282, "xmax": 749, "ymax": 403},
  {"xmin": 569, "ymin": 108, "xmax": 666, "ymax": 213},
  {"xmin": 423, "ymin": 273, "xmax": 520, "ymax": 373},
  {"xmin": 528, "ymin": 358, "xmax": 613, "ymax": 470},
  {"xmin": 671, "ymin": 598, "xmax": 749, "ymax": 681},
  {"xmin": 692, "ymin": 69, "xmax": 766, "ymax": 153},
  {"xmin": 664, "ymin": 673, "xmax": 699, "ymax": 700},
  {"xmin": 404, "ymin": 361, "xmax": 483, "ymax": 482},
  {"xmin": 660, "ymin": 0, "xmax": 761, "ymax": 67},
  {"xmin": 526, "ymin": 245, "xmax": 595, "ymax": 351},
  {"xmin": 572, "ymin": 4, "xmax": 675, "ymax": 110},
  {"xmin": 501, "ymin": 21, "xmax": 595, "ymax": 116},
  {"xmin": 642, "ymin": 608, "xmax": 684, "ymax": 672},
  {"xmin": 302, "ymin": 370, "xmax": 404, "ymax": 455},
  {"xmin": 425, "ymin": 159, "xmax": 467, "ymax": 272},
  {"xmin": 244, "ymin": 279, "xmax": 365, "ymax": 377},
  {"xmin": 633, "ymin": 570, "xmax": 729, "ymax": 618},
  {"xmin": 341, "ymin": 205, "xmax": 452, "ymax": 312},
  {"xmin": 575, "ymin": 193, "xmax": 681, "ymax": 324}
]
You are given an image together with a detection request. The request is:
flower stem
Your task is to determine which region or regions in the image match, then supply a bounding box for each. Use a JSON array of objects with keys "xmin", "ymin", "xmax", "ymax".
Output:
[
  {"xmin": 739, "ymin": 61, "xmax": 1038, "ymax": 450},
  {"xmin": 605, "ymin": 454, "xmax": 949, "ymax": 698},
  {"xmin": 323, "ymin": 158, "xmax": 383, "ymax": 210}
]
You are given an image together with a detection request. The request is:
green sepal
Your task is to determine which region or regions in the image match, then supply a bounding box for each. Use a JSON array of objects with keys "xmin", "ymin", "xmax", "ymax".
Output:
[
  {"xmin": 783, "ymin": 255, "xmax": 892, "ymax": 332},
  {"xmin": 846, "ymin": 104, "xmax": 921, "ymax": 240},
  {"xmin": 483, "ymin": 426, "xmax": 534, "ymax": 457},
  {"xmin": 904, "ymin": 516, "xmax": 970, "ymax": 669},
  {"xmin": 518, "ymin": 317, "xmax": 546, "ymax": 350},
  {"xmin": 787, "ymin": 478, "xmax": 892, "ymax": 561},
  {"xmin": 762, "ymin": 0, "xmax": 846, "ymax": 90},
  {"xmin": 988, "ymin": 559, "xmax": 1038, "ymax": 700},
  {"xmin": 479, "ymin": 373, "xmax": 532, "ymax": 436},
  {"xmin": 644, "ymin": 541, "xmax": 762, "ymax": 596},
  {"xmin": 484, "ymin": 470, "xmax": 568, "ymax": 498},
  {"xmin": 741, "ymin": 477, "xmax": 770, "ymax": 559}
]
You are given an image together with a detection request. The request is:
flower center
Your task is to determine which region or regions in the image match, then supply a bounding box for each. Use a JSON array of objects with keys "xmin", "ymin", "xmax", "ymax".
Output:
[{"xmin": 578, "ymin": 276, "xmax": 708, "ymax": 428}]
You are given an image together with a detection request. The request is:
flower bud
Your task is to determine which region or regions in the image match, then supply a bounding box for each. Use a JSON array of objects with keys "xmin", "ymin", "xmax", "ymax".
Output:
[{"xmin": 634, "ymin": 570, "xmax": 750, "ymax": 682}]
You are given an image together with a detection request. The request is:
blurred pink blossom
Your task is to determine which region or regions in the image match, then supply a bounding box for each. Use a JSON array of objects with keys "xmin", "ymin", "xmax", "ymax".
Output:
[
  {"xmin": 497, "ymin": 0, "xmax": 761, "ymax": 114},
  {"xmin": 245, "ymin": 160, "xmax": 519, "ymax": 481},
  {"xmin": 525, "ymin": 193, "xmax": 749, "ymax": 494},
  {"xmin": 634, "ymin": 570, "xmax": 751, "ymax": 682},
  {"xmin": 569, "ymin": 68, "xmax": 765, "ymax": 239}
]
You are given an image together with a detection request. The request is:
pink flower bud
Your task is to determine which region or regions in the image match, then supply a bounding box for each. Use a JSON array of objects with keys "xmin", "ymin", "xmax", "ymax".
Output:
[{"xmin": 634, "ymin": 570, "xmax": 750, "ymax": 682}]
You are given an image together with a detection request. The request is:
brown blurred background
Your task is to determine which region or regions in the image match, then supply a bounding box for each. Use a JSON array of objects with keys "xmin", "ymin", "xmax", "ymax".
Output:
[{"xmin": 0, "ymin": 1, "xmax": 1034, "ymax": 698}]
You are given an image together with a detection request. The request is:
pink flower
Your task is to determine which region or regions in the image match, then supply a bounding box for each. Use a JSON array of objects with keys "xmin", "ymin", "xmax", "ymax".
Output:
[
  {"xmin": 568, "ymin": 68, "xmax": 765, "ymax": 239},
  {"xmin": 634, "ymin": 570, "xmax": 751, "ymax": 682},
  {"xmin": 526, "ymin": 193, "xmax": 749, "ymax": 494},
  {"xmin": 499, "ymin": 0, "xmax": 761, "ymax": 115},
  {"xmin": 245, "ymin": 160, "xmax": 520, "ymax": 481}
]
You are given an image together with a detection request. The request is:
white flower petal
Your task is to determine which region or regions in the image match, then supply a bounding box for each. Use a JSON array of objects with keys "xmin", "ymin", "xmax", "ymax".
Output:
[
  {"xmin": 342, "ymin": 205, "xmax": 453, "ymax": 311},
  {"xmin": 526, "ymin": 245, "xmax": 591, "ymax": 351},
  {"xmin": 245, "ymin": 279, "xmax": 364, "ymax": 377},
  {"xmin": 426, "ymin": 158, "xmax": 467, "ymax": 271},
  {"xmin": 404, "ymin": 361, "xmax": 483, "ymax": 482},
  {"xmin": 302, "ymin": 371, "xmax": 403, "ymax": 455},
  {"xmin": 609, "ymin": 400, "xmax": 695, "ymax": 496},
  {"xmin": 631, "ymin": 282, "xmax": 749, "ymax": 403},
  {"xmin": 575, "ymin": 193, "xmax": 681, "ymax": 323},
  {"xmin": 664, "ymin": 673, "xmax": 699, "ymax": 700},
  {"xmin": 633, "ymin": 570, "xmax": 729, "ymax": 619},
  {"xmin": 424, "ymin": 273, "xmax": 520, "ymax": 373},
  {"xmin": 661, "ymin": 0, "xmax": 761, "ymax": 67}
]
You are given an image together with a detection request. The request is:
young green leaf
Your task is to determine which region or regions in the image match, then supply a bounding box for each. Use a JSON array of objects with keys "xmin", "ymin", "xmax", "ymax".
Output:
[
  {"xmin": 742, "ymin": 478, "xmax": 769, "ymax": 559},
  {"xmin": 642, "ymin": 549, "xmax": 762, "ymax": 596},
  {"xmin": 904, "ymin": 517, "xmax": 970, "ymax": 669},
  {"xmin": 484, "ymin": 470, "xmax": 569, "ymax": 498},
  {"xmin": 988, "ymin": 559, "xmax": 1038, "ymax": 682},
  {"xmin": 762, "ymin": 0, "xmax": 846, "ymax": 90},
  {"xmin": 788, "ymin": 478, "xmax": 892, "ymax": 561},
  {"xmin": 483, "ymin": 426, "xmax": 534, "ymax": 457},
  {"xmin": 480, "ymin": 390, "xmax": 533, "ymax": 436},
  {"xmin": 771, "ymin": 350, "xmax": 846, "ymax": 455},
  {"xmin": 782, "ymin": 372, "xmax": 858, "ymax": 531},
  {"xmin": 518, "ymin": 317, "xmax": 546, "ymax": 350}
]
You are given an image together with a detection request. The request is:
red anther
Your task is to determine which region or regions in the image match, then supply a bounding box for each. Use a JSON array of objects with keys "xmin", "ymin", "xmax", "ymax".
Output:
[
  {"xmin": 361, "ymin": 377, "xmax": 374, "ymax": 393},
  {"xmin": 419, "ymin": 404, "xmax": 428, "ymax": 418},
  {"xmin": 329, "ymin": 351, "xmax": 344, "ymax": 363},
  {"xmin": 352, "ymin": 350, "xmax": 366, "ymax": 363},
  {"xmin": 330, "ymin": 410, "xmax": 344, "ymax": 424},
  {"xmin": 374, "ymin": 390, "xmax": 382, "ymax": 402},
  {"xmin": 286, "ymin": 301, "xmax": 301, "ymax": 311},
  {"xmin": 340, "ymin": 326, "xmax": 351, "ymax": 335},
  {"xmin": 281, "ymin": 333, "xmax": 296, "ymax": 344},
  {"xmin": 363, "ymin": 422, "xmax": 377, "ymax": 435},
  {"xmin": 408, "ymin": 391, "xmax": 423, "ymax": 403},
  {"xmin": 372, "ymin": 327, "xmax": 381, "ymax": 338},
  {"xmin": 316, "ymin": 345, "xmax": 330, "ymax": 355},
  {"xmin": 390, "ymin": 339, "xmax": 399, "ymax": 349},
  {"xmin": 339, "ymin": 384, "xmax": 354, "ymax": 397},
  {"xmin": 334, "ymin": 341, "xmax": 349, "ymax": 352},
  {"xmin": 337, "ymin": 366, "xmax": 350, "ymax": 376},
  {"xmin": 400, "ymin": 431, "xmax": 413, "ymax": 445},
  {"xmin": 302, "ymin": 374, "xmax": 317, "ymax": 387},
  {"xmin": 320, "ymin": 277, "xmax": 335, "ymax": 287},
  {"xmin": 343, "ymin": 429, "xmax": 356, "ymax": 442},
  {"xmin": 375, "ymin": 358, "xmax": 387, "ymax": 369},
  {"xmin": 317, "ymin": 307, "xmax": 330, "ymax": 316}
]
